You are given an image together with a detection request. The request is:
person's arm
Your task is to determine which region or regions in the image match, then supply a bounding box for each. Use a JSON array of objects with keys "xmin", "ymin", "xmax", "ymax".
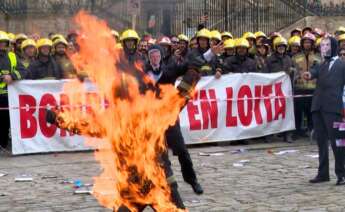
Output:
[{"xmin": 11, "ymin": 56, "xmax": 28, "ymax": 80}]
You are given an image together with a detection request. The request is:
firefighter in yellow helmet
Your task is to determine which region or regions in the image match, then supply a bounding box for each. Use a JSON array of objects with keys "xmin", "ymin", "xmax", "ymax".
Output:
[
  {"xmin": 292, "ymin": 32, "xmax": 321, "ymax": 139},
  {"xmin": 335, "ymin": 26, "xmax": 345, "ymax": 37},
  {"xmin": 0, "ymin": 31, "xmax": 27, "ymax": 149},
  {"xmin": 120, "ymin": 29, "xmax": 144, "ymax": 65},
  {"xmin": 53, "ymin": 37, "xmax": 76, "ymax": 79},
  {"xmin": 14, "ymin": 33, "xmax": 28, "ymax": 59},
  {"xmin": 174, "ymin": 34, "xmax": 189, "ymax": 64},
  {"xmin": 255, "ymin": 40, "xmax": 270, "ymax": 72},
  {"xmin": 186, "ymin": 28, "xmax": 223, "ymax": 77},
  {"xmin": 266, "ymin": 36, "xmax": 295, "ymax": 143},
  {"xmin": 21, "ymin": 39, "xmax": 37, "ymax": 68},
  {"xmin": 221, "ymin": 39, "xmax": 235, "ymax": 59},
  {"xmin": 221, "ymin": 31, "xmax": 233, "ymax": 42},
  {"xmin": 254, "ymin": 31, "xmax": 267, "ymax": 46},
  {"xmin": 243, "ymin": 32, "xmax": 257, "ymax": 59},
  {"xmin": 223, "ymin": 38, "xmax": 256, "ymax": 73},
  {"xmin": 27, "ymin": 38, "xmax": 63, "ymax": 79},
  {"xmin": 7, "ymin": 32, "xmax": 15, "ymax": 51},
  {"xmin": 288, "ymin": 35, "xmax": 301, "ymax": 57},
  {"xmin": 210, "ymin": 30, "xmax": 222, "ymax": 48}
]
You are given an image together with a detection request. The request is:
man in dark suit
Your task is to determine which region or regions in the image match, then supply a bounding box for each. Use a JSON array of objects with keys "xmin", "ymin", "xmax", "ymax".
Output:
[{"xmin": 304, "ymin": 36, "xmax": 345, "ymax": 185}]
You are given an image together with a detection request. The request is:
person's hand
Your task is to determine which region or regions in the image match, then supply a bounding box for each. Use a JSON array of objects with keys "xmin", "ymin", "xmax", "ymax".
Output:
[
  {"xmin": 215, "ymin": 68, "xmax": 222, "ymax": 79},
  {"xmin": 302, "ymin": 72, "xmax": 311, "ymax": 80},
  {"xmin": 174, "ymin": 49, "xmax": 182, "ymax": 58},
  {"xmin": 211, "ymin": 42, "xmax": 224, "ymax": 55},
  {"xmin": 2, "ymin": 75, "xmax": 13, "ymax": 84}
]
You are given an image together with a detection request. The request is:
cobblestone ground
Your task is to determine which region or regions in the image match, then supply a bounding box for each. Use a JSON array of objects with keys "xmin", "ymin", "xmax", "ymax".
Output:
[{"xmin": 0, "ymin": 138, "xmax": 344, "ymax": 212}]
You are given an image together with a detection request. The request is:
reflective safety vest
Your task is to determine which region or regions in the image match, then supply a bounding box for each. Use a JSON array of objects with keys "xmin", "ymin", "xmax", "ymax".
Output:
[{"xmin": 0, "ymin": 52, "xmax": 21, "ymax": 94}]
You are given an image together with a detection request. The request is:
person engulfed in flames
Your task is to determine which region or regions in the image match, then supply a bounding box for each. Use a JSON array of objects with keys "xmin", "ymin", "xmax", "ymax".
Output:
[{"xmin": 45, "ymin": 12, "xmax": 205, "ymax": 212}]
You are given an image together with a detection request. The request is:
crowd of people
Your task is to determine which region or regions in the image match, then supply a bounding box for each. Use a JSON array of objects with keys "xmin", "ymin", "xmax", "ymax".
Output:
[{"xmin": 1, "ymin": 22, "xmax": 345, "ymax": 209}]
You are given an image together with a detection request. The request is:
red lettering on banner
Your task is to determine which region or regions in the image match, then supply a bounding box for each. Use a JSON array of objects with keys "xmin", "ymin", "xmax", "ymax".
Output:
[
  {"xmin": 262, "ymin": 85, "xmax": 273, "ymax": 122},
  {"xmin": 39, "ymin": 93, "xmax": 57, "ymax": 138},
  {"xmin": 274, "ymin": 82, "xmax": 286, "ymax": 120},
  {"xmin": 226, "ymin": 87, "xmax": 237, "ymax": 127},
  {"xmin": 237, "ymin": 85, "xmax": 253, "ymax": 126},
  {"xmin": 187, "ymin": 92, "xmax": 201, "ymax": 130},
  {"xmin": 200, "ymin": 89, "xmax": 218, "ymax": 129},
  {"xmin": 254, "ymin": 86, "xmax": 263, "ymax": 124},
  {"xmin": 19, "ymin": 95, "xmax": 37, "ymax": 139}
]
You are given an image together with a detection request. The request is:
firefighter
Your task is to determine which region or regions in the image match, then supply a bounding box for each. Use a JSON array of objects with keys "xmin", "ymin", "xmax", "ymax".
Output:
[
  {"xmin": 170, "ymin": 35, "xmax": 180, "ymax": 54},
  {"xmin": 7, "ymin": 33, "xmax": 15, "ymax": 52},
  {"xmin": 223, "ymin": 38, "xmax": 257, "ymax": 73},
  {"xmin": 189, "ymin": 37, "xmax": 198, "ymax": 49},
  {"xmin": 290, "ymin": 28, "xmax": 302, "ymax": 37},
  {"xmin": 0, "ymin": 31, "xmax": 27, "ymax": 149},
  {"xmin": 173, "ymin": 34, "xmax": 189, "ymax": 64},
  {"xmin": 255, "ymin": 31, "xmax": 267, "ymax": 46},
  {"xmin": 292, "ymin": 32, "xmax": 321, "ymax": 139},
  {"xmin": 27, "ymin": 38, "xmax": 63, "ymax": 79},
  {"xmin": 51, "ymin": 34, "xmax": 65, "ymax": 43},
  {"xmin": 120, "ymin": 29, "xmax": 144, "ymax": 66},
  {"xmin": 158, "ymin": 36, "xmax": 174, "ymax": 66},
  {"xmin": 255, "ymin": 42, "xmax": 270, "ymax": 73},
  {"xmin": 14, "ymin": 33, "xmax": 28, "ymax": 60},
  {"xmin": 21, "ymin": 39, "xmax": 37, "ymax": 68},
  {"xmin": 243, "ymin": 31, "xmax": 256, "ymax": 58},
  {"xmin": 210, "ymin": 30, "xmax": 222, "ymax": 48},
  {"xmin": 53, "ymin": 37, "xmax": 76, "ymax": 78},
  {"xmin": 222, "ymin": 38, "xmax": 235, "ymax": 58},
  {"xmin": 186, "ymin": 28, "xmax": 223, "ymax": 77},
  {"xmin": 288, "ymin": 36, "xmax": 301, "ymax": 57},
  {"xmin": 266, "ymin": 36, "xmax": 295, "ymax": 143},
  {"xmin": 221, "ymin": 31, "xmax": 233, "ymax": 42}
]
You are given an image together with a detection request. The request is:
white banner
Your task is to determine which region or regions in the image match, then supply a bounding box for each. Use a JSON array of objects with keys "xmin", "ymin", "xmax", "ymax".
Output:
[
  {"xmin": 179, "ymin": 72, "xmax": 295, "ymax": 144},
  {"xmin": 8, "ymin": 80, "xmax": 99, "ymax": 155},
  {"xmin": 8, "ymin": 72, "xmax": 295, "ymax": 154}
]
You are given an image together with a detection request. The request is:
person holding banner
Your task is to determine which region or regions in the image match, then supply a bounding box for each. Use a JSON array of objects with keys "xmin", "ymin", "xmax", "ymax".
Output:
[
  {"xmin": 304, "ymin": 36, "xmax": 345, "ymax": 185},
  {"xmin": 0, "ymin": 31, "xmax": 27, "ymax": 150}
]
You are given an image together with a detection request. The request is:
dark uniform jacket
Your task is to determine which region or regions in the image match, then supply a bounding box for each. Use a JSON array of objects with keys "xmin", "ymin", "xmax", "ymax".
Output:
[
  {"xmin": 223, "ymin": 55, "xmax": 257, "ymax": 73},
  {"xmin": 27, "ymin": 56, "xmax": 63, "ymax": 79},
  {"xmin": 266, "ymin": 52, "xmax": 295, "ymax": 75}
]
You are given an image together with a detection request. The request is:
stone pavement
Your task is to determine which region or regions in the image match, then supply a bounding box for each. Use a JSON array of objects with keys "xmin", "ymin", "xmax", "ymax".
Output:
[{"xmin": 0, "ymin": 138, "xmax": 344, "ymax": 212}]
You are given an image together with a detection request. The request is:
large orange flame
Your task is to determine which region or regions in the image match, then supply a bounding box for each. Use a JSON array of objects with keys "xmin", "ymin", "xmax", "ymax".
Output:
[{"xmin": 61, "ymin": 11, "xmax": 187, "ymax": 211}]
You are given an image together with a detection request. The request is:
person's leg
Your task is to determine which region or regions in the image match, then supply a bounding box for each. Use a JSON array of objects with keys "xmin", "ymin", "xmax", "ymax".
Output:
[
  {"xmin": 322, "ymin": 112, "xmax": 345, "ymax": 179},
  {"xmin": 312, "ymin": 111, "xmax": 330, "ymax": 179},
  {"xmin": 294, "ymin": 95, "xmax": 304, "ymax": 137}
]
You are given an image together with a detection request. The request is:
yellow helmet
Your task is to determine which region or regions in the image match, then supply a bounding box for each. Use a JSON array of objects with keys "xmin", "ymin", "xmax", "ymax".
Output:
[
  {"xmin": 273, "ymin": 36, "xmax": 288, "ymax": 49},
  {"xmin": 21, "ymin": 39, "xmax": 37, "ymax": 50},
  {"xmin": 178, "ymin": 34, "xmax": 189, "ymax": 42},
  {"xmin": 15, "ymin": 33, "xmax": 28, "ymax": 42},
  {"xmin": 115, "ymin": 43, "xmax": 123, "ymax": 49},
  {"xmin": 120, "ymin": 29, "xmax": 140, "ymax": 42},
  {"xmin": 53, "ymin": 37, "xmax": 68, "ymax": 46},
  {"xmin": 234, "ymin": 38, "xmax": 250, "ymax": 48},
  {"xmin": 7, "ymin": 33, "xmax": 15, "ymax": 42},
  {"xmin": 288, "ymin": 36, "xmax": 301, "ymax": 47},
  {"xmin": 0, "ymin": 31, "xmax": 10, "ymax": 43},
  {"xmin": 224, "ymin": 39, "xmax": 235, "ymax": 49},
  {"xmin": 243, "ymin": 32, "xmax": 256, "ymax": 40},
  {"xmin": 336, "ymin": 26, "xmax": 345, "ymax": 35},
  {"xmin": 37, "ymin": 38, "xmax": 53, "ymax": 49},
  {"xmin": 196, "ymin": 28, "xmax": 211, "ymax": 39},
  {"xmin": 254, "ymin": 31, "xmax": 267, "ymax": 39},
  {"xmin": 338, "ymin": 34, "xmax": 345, "ymax": 42},
  {"xmin": 111, "ymin": 30, "xmax": 119, "ymax": 38},
  {"xmin": 51, "ymin": 34, "xmax": 65, "ymax": 42},
  {"xmin": 221, "ymin": 31, "xmax": 233, "ymax": 39},
  {"xmin": 210, "ymin": 30, "xmax": 221, "ymax": 41},
  {"xmin": 316, "ymin": 37, "xmax": 322, "ymax": 47}
]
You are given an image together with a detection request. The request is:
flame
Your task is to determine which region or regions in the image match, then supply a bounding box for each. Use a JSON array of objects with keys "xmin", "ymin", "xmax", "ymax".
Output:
[{"xmin": 61, "ymin": 11, "xmax": 187, "ymax": 211}]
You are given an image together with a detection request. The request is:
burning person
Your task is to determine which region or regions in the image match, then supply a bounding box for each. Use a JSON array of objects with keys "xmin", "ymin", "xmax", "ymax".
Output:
[{"xmin": 44, "ymin": 12, "xmax": 208, "ymax": 212}]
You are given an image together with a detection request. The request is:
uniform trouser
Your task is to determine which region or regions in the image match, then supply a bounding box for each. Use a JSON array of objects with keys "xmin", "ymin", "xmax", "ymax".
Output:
[
  {"xmin": 166, "ymin": 121, "xmax": 197, "ymax": 185},
  {"xmin": 294, "ymin": 90, "xmax": 313, "ymax": 133},
  {"xmin": 116, "ymin": 152, "xmax": 185, "ymax": 212},
  {"xmin": 312, "ymin": 111, "xmax": 345, "ymax": 179},
  {"xmin": 0, "ymin": 95, "xmax": 9, "ymax": 148}
]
